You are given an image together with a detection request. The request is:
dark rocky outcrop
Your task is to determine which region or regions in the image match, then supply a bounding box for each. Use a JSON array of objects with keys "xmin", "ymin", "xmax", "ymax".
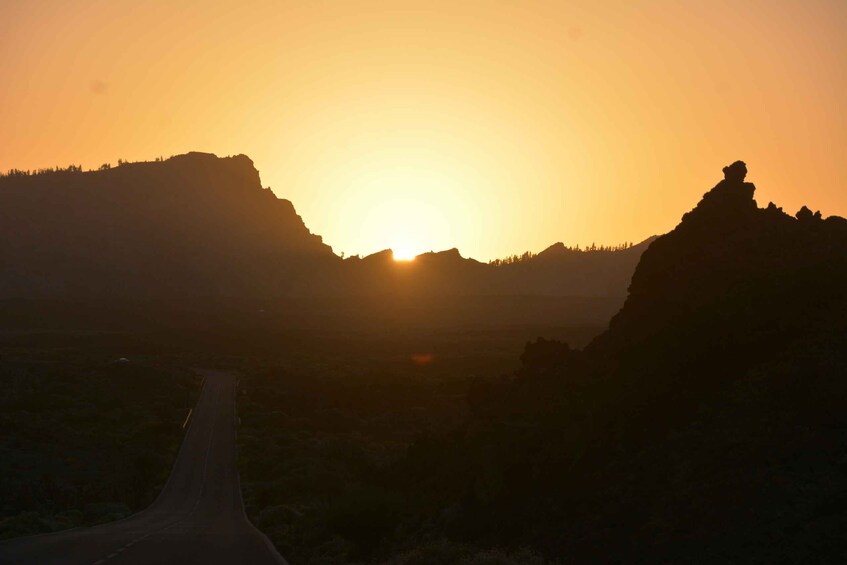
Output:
[
  {"xmin": 593, "ymin": 160, "xmax": 847, "ymax": 373},
  {"xmin": 438, "ymin": 162, "xmax": 847, "ymax": 563}
]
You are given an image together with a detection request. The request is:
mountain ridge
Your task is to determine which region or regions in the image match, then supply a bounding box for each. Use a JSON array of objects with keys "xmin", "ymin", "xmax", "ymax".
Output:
[{"xmin": 0, "ymin": 152, "xmax": 652, "ymax": 305}]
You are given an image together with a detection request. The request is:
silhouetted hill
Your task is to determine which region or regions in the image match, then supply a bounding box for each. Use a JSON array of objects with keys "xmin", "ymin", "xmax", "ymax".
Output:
[
  {"xmin": 592, "ymin": 159, "xmax": 847, "ymax": 374},
  {"xmin": 0, "ymin": 152, "xmax": 336, "ymax": 301},
  {"xmin": 488, "ymin": 238, "xmax": 654, "ymax": 297},
  {"xmin": 339, "ymin": 240, "xmax": 654, "ymax": 300},
  {"xmin": 398, "ymin": 161, "xmax": 847, "ymax": 563},
  {"xmin": 0, "ymin": 153, "xmax": 652, "ymax": 331}
]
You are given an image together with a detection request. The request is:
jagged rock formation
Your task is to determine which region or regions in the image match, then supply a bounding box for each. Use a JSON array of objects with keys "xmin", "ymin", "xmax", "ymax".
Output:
[
  {"xmin": 593, "ymin": 160, "xmax": 847, "ymax": 371},
  {"xmin": 303, "ymin": 157, "xmax": 847, "ymax": 560},
  {"xmin": 448, "ymin": 161, "xmax": 847, "ymax": 562}
]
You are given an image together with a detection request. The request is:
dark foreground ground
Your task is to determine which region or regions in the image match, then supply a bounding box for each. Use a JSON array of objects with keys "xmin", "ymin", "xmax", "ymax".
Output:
[
  {"xmin": 0, "ymin": 371, "xmax": 285, "ymax": 565},
  {"xmin": 0, "ymin": 325, "xmax": 593, "ymax": 565}
]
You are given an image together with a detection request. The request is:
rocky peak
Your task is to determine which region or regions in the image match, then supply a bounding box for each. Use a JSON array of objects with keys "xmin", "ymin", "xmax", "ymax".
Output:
[
  {"xmin": 722, "ymin": 160, "xmax": 748, "ymax": 183},
  {"xmin": 592, "ymin": 160, "xmax": 847, "ymax": 361},
  {"xmin": 680, "ymin": 160, "xmax": 758, "ymax": 231}
]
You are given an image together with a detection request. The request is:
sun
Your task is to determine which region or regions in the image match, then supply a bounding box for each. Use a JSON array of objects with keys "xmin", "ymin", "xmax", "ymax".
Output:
[
  {"xmin": 359, "ymin": 196, "xmax": 452, "ymax": 262},
  {"xmin": 392, "ymin": 248, "xmax": 417, "ymax": 261}
]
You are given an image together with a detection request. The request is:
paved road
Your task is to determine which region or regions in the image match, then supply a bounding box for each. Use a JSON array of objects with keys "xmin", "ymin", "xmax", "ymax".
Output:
[{"xmin": 0, "ymin": 371, "xmax": 286, "ymax": 564}]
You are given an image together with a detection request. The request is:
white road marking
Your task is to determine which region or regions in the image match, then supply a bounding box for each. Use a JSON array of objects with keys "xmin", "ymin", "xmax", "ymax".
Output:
[{"xmin": 182, "ymin": 408, "xmax": 193, "ymax": 428}]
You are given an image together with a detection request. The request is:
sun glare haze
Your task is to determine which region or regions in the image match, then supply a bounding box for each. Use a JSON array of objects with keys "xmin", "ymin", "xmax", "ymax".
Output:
[{"xmin": 392, "ymin": 249, "xmax": 417, "ymax": 262}]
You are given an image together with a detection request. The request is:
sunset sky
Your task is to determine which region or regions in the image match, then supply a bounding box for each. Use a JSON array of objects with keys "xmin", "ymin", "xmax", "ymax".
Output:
[{"xmin": 1, "ymin": 0, "xmax": 844, "ymax": 261}]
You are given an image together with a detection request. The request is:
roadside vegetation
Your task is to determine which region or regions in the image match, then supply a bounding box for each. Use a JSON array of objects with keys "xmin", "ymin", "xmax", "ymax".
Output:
[
  {"xmin": 0, "ymin": 348, "xmax": 199, "ymax": 539},
  {"xmin": 236, "ymin": 327, "xmax": 599, "ymax": 564}
]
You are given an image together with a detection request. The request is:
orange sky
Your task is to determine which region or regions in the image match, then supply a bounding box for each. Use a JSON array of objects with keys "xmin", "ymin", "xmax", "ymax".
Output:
[{"xmin": 1, "ymin": 0, "xmax": 844, "ymax": 261}]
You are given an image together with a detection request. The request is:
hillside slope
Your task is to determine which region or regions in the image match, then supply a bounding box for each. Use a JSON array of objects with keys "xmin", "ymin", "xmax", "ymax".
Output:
[
  {"xmin": 397, "ymin": 161, "xmax": 847, "ymax": 563},
  {"xmin": 0, "ymin": 152, "xmax": 335, "ymax": 300}
]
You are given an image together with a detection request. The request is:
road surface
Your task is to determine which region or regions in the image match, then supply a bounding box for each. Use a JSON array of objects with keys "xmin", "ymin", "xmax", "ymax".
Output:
[{"xmin": 0, "ymin": 371, "xmax": 286, "ymax": 564}]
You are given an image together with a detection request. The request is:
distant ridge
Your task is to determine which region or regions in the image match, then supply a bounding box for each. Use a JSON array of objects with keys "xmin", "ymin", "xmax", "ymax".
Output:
[{"xmin": 0, "ymin": 152, "xmax": 655, "ymax": 329}]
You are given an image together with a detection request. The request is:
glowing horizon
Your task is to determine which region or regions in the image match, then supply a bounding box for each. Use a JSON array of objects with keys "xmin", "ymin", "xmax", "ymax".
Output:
[
  {"xmin": 391, "ymin": 249, "xmax": 417, "ymax": 262},
  {"xmin": 1, "ymin": 1, "xmax": 844, "ymax": 262}
]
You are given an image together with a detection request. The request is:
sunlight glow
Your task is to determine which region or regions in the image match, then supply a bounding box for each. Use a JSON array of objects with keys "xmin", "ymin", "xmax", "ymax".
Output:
[
  {"xmin": 1, "ymin": 1, "xmax": 844, "ymax": 260},
  {"xmin": 392, "ymin": 248, "xmax": 417, "ymax": 261},
  {"xmin": 364, "ymin": 196, "xmax": 452, "ymax": 261}
]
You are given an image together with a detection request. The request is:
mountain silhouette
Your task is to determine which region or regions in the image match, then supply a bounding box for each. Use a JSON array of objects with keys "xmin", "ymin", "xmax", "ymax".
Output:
[
  {"xmin": 0, "ymin": 153, "xmax": 652, "ymax": 330},
  {"xmin": 413, "ymin": 161, "xmax": 847, "ymax": 563},
  {"xmin": 321, "ymin": 235, "xmax": 654, "ymax": 301},
  {"xmin": 0, "ymin": 152, "xmax": 335, "ymax": 301},
  {"xmin": 592, "ymin": 159, "xmax": 847, "ymax": 373}
]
